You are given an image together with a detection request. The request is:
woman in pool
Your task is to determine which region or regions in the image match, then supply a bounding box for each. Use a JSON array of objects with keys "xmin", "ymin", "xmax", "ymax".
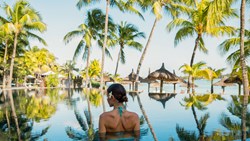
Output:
[{"xmin": 99, "ymin": 83, "xmax": 140, "ymax": 139}]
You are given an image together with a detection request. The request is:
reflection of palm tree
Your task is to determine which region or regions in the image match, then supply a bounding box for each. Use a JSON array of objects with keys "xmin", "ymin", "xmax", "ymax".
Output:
[
  {"xmin": 179, "ymin": 94, "xmax": 224, "ymax": 139},
  {"xmin": 0, "ymin": 90, "xmax": 50, "ymax": 140},
  {"xmin": 220, "ymin": 95, "xmax": 250, "ymax": 140},
  {"xmin": 65, "ymin": 109, "xmax": 95, "ymax": 140},
  {"xmin": 136, "ymin": 94, "xmax": 158, "ymax": 141},
  {"xmin": 65, "ymin": 89, "xmax": 96, "ymax": 140}
]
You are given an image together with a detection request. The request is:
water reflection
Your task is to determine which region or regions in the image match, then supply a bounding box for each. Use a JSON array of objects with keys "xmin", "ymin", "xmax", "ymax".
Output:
[
  {"xmin": 148, "ymin": 93, "xmax": 176, "ymax": 109},
  {"xmin": 0, "ymin": 88, "xmax": 249, "ymax": 140},
  {"xmin": 175, "ymin": 94, "xmax": 250, "ymax": 141}
]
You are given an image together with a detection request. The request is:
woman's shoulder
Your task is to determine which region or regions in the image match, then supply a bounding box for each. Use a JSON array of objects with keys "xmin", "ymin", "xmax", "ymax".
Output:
[{"xmin": 126, "ymin": 111, "xmax": 139, "ymax": 118}]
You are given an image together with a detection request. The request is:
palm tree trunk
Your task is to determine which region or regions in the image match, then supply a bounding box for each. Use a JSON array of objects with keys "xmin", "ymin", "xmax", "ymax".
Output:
[
  {"xmin": 100, "ymin": 0, "xmax": 110, "ymax": 113},
  {"xmin": 8, "ymin": 32, "xmax": 18, "ymax": 88},
  {"xmin": 239, "ymin": 0, "xmax": 249, "ymax": 98},
  {"xmin": 192, "ymin": 77, "xmax": 195, "ymax": 93},
  {"xmin": 8, "ymin": 90, "xmax": 21, "ymax": 141},
  {"xmin": 114, "ymin": 47, "xmax": 122, "ymax": 75},
  {"xmin": 3, "ymin": 91, "xmax": 11, "ymax": 135},
  {"xmin": 136, "ymin": 94, "xmax": 158, "ymax": 141},
  {"xmin": 210, "ymin": 79, "xmax": 214, "ymax": 93},
  {"xmin": 238, "ymin": 84, "xmax": 241, "ymax": 95},
  {"xmin": 135, "ymin": 19, "xmax": 158, "ymax": 91},
  {"xmin": 87, "ymin": 89, "xmax": 92, "ymax": 124},
  {"xmin": 191, "ymin": 105, "xmax": 202, "ymax": 136},
  {"xmin": 86, "ymin": 48, "xmax": 90, "ymax": 89},
  {"xmin": 3, "ymin": 40, "xmax": 8, "ymax": 89},
  {"xmin": 188, "ymin": 35, "xmax": 201, "ymax": 92},
  {"xmin": 68, "ymin": 72, "xmax": 71, "ymax": 88},
  {"xmin": 241, "ymin": 94, "xmax": 248, "ymax": 141}
]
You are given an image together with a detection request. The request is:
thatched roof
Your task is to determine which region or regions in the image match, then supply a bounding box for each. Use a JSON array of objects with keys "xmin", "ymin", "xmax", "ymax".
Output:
[
  {"xmin": 147, "ymin": 63, "xmax": 178, "ymax": 81},
  {"xmin": 224, "ymin": 76, "xmax": 242, "ymax": 85},
  {"xmin": 149, "ymin": 93, "xmax": 176, "ymax": 108},
  {"xmin": 213, "ymin": 77, "xmax": 235, "ymax": 87},
  {"xmin": 126, "ymin": 69, "xmax": 143, "ymax": 82}
]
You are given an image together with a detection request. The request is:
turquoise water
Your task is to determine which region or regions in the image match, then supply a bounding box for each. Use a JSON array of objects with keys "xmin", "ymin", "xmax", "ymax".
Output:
[{"xmin": 0, "ymin": 79, "xmax": 249, "ymax": 141}]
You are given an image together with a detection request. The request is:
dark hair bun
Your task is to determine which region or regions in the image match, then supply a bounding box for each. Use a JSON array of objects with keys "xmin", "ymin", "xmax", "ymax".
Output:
[
  {"xmin": 122, "ymin": 96, "xmax": 128, "ymax": 102},
  {"xmin": 107, "ymin": 83, "xmax": 128, "ymax": 103}
]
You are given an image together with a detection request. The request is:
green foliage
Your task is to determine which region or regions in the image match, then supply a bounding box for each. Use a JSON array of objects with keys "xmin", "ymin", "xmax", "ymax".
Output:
[
  {"xmin": 91, "ymin": 80, "xmax": 100, "ymax": 88},
  {"xmin": 45, "ymin": 74, "xmax": 59, "ymax": 87}
]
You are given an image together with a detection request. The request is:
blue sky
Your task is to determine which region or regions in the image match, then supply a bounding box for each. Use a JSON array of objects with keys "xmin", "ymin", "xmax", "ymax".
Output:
[{"xmin": 1, "ymin": 0, "xmax": 249, "ymax": 78}]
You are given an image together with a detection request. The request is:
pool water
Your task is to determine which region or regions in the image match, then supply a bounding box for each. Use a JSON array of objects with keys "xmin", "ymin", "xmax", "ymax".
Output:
[{"xmin": 0, "ymin": 81, "xmax": 249, "ymax": 141}]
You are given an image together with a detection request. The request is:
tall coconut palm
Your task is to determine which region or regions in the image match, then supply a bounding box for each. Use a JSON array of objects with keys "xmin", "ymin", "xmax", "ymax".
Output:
[
  {"xmin": 114, "ymin": 21, "xmax": 145, "ymax": 75},
  {"xmin": 239, "ymin": 0, "xmax": 249, "ymax": 126},
  {"xmin": 134, "ymin": 0, "xmax": 182, "ymax": 90},
  {"xmin": 167, "ymin": 0, "xmax": 237, "ymax": 91},
  {"xmin": 61, "ymin": 60, "xmax": 78, "ymax": 88},
  {"xmin": 76, "ymin": 0, "xmax": 143, "ymax": 113},
  {"xmin": 0, "ymin": 23, "xmax": 14, "ymax": 89},
  {"xmin": 64, "ymin": 9, "xmax": 110, "ymax": 89},
  {"xmin": 0, "ymin": 0, "xmax": 47, "ymax": 88}
]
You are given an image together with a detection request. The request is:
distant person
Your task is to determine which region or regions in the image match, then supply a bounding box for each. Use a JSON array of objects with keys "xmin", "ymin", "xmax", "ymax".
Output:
[{"xmin": 99, "ymin": 83, "xmax": 140, "ymax": 140}]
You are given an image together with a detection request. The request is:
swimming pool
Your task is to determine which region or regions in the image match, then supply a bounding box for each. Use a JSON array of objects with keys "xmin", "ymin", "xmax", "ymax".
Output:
[{"xmin": 0, "ymin": 82, "xmax": 249, "ymax": 141}]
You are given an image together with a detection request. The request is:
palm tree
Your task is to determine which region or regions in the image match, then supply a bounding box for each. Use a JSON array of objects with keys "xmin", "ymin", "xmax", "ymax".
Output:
[
  {"xmin": 0, "ymin": 0, "xmax": 47, "ymax": 88},
  {"xmin": 114, "ymin": 21, "xmax": 145, "ymax": 75},
  {"xmin": 61, "ymin": 60, "xmax": 78, "ymax": 88},
  {"xmin": 167, "ymin": 0, "xmax": 237, "ymax": 91},
  {"xmin": 179, "ymin": 61, "xmax": 210, "ymax": 93},
  {"xmin": 134, "ymin": 0, "xmax": 182, "ymax": 90},
  {"xmin": 76, "ymin": 0, "xmax": 143, "ymax": 113},
  {"xmin": 0, "ymin": 23, "xmax": 14, "ymax": 89},
  {"xmin": 207, "ymin": 67, "xmax": 225, "ymax": 93},
  {"xmin": 64, "ymin": 9, "xmax": 113, "ymax": 90}
]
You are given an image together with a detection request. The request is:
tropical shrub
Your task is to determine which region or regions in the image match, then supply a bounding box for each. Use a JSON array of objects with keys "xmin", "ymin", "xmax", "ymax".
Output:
[{"xmin": 45, "ymin": 74, "xmax": 59, "ymax": 87}]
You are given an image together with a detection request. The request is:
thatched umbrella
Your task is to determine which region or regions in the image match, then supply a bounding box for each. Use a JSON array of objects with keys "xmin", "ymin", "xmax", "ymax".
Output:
[
  {"xmin": 148, "ymin": 93, "xmax": 176, "ymax": 108},
  {"xmin": 125, "ymin": 69, "xmax": 143, "ymax": 91},
  {"xmin": 140, "ymin": 68, "xmax": 158, "ymax": 92},
  {"xmin": 213, "ymin": 77, "xmax": 235, "ymax": 94},
  {"xmin": 224, "ymin": 76, "xmax": 242, "ymax": 95},
  {"xmin": 148, "ymin": 63, "xmax": 178, "ymax": 93}
]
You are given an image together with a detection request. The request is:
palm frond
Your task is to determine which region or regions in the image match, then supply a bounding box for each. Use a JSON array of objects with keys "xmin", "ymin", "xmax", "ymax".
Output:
[
  {"xmin": 26, "ymin": 31, "xmax": 47, "ymax": 46},
  {"xmin": 63, "ymin": 30, "xmax": 83, "ymax": 44}
]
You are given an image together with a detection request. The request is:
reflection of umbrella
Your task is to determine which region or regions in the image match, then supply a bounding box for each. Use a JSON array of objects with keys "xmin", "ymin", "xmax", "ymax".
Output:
[
  {"xmin": 149, "ymin": 93, "xmax": 176, "ymax": 108},
  {"xmin": 148, "ymin": 63, "xmax": 178, "ymax": 93},
  {"xmin": 213, "ymin": 77, "xmax": 235, "ymax": 93}
]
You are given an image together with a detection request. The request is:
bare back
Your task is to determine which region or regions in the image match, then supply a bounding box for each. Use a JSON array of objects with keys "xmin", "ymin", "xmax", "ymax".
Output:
[{"xmin": 99, "ymin": 109, "xmax": 140, "ymax": 133}]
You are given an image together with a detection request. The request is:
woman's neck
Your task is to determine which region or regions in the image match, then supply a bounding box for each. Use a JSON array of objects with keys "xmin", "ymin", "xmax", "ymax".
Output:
[{"xmin": 113, "ymin": 103, "xmax": 124, "ymax": 109}]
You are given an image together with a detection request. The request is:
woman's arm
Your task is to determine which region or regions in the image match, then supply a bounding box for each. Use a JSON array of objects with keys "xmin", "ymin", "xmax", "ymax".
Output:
[{"xmin": 99, "ymin": 114, "xmax": 106, "ymax": 134}]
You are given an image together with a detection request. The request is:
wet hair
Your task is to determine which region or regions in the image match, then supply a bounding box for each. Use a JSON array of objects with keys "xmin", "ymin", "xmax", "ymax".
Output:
[{"xmin": 107, "ymin": 83, "xmax": 128, "ymax": 103}]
